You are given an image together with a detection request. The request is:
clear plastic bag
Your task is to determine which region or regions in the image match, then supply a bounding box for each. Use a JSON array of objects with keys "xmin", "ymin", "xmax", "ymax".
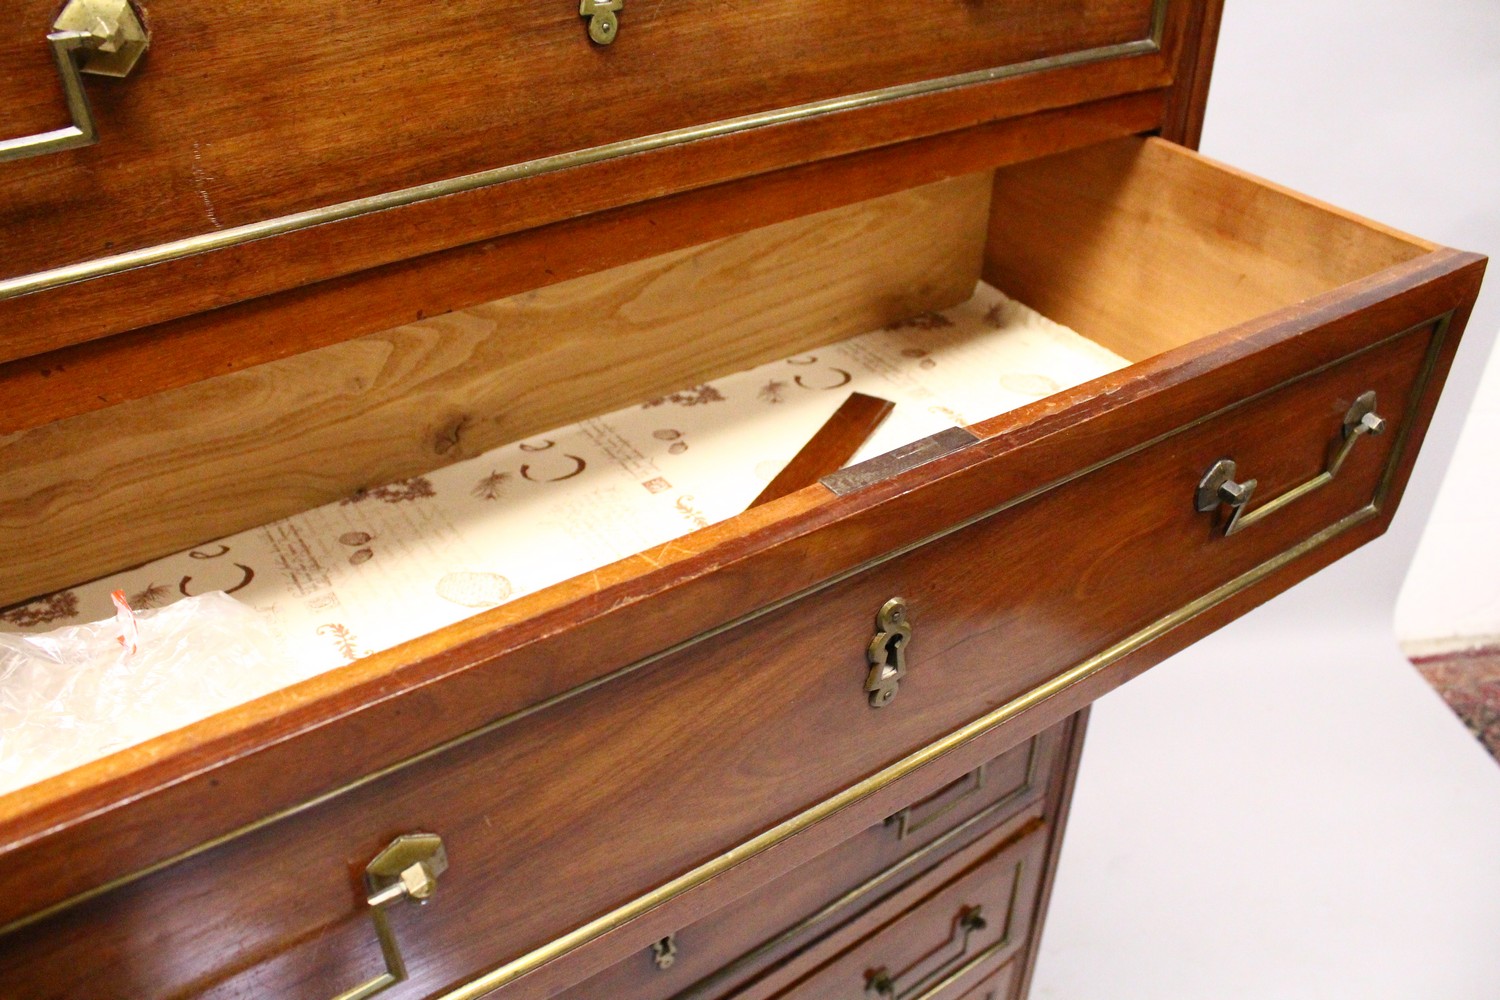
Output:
[{"xmin": 0, "ymin": 591, "xmax": 291, "ymax": 797}]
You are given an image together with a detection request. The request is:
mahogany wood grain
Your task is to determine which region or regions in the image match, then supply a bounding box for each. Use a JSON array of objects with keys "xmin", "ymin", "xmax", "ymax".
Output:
[
  {"xmin": 750, "ymin": 393, "xmax": 895, "ymax": 509},
  {"xmin": 1012, "ymin": 710, "xmax": 1089, "ymax": 1000},
  {"xmin": 954, "ymin": 961, "xmax": 1019, "ymax": 1000},
  {"xmin": 2, "ymin": 127, "xmax": 1447, "ymax": 608},
  {"xmin": 1159, "ymin": 0, "xmax": 1225, "ymax": 148},
  {"xmin": 0, "ymin": 176, "xmax": 985, "ymax": 609},
  {"xmin": 985, "ymin": 136, "xmax": 1433, "ymax": 362},
  {"xmin": 0, "ymin": 10, "xmax": 1484, "ymax": 998},
  {"xmin": 1, "ymin": 0, "xmax": 1150, "ymax": 275},
  {"xmin": 0, "ymin": 275, "xmax": 1472, "ymax": 997},
  {"xmin": 0, "ymin": 90, "xmax": 1169, "ymax": 437},
  {"xmin": 553, "ymin": 733, "xmax": 1057, "ymax": 1000},
  {"xmin": 0, "ymin": 1, "xmax": 1199, "ymax": 363},
  {"xmin": 0, "ymin": 240, "xmax": 1481, "ymax": 941},
  {"xmin": 735, "ymin": 822, "xmax": 1047, "ymax": 1000}
]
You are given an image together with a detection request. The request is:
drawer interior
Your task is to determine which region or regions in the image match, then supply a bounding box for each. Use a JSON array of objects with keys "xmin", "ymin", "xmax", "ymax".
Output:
[{"xmin": 0, "ymin": 135, "xmax": 1438, "ymax": 803}]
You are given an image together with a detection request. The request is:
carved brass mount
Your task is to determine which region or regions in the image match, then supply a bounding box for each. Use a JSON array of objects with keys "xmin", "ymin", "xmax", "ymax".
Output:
[
  {"xmin": 330, "ymin": 833, "xmax": 448, "ymax": 1000},
  {"xmin": 580, "ymin": 0, "xmax": 623, "ymax": 44},
  {"xmin": 0, "ymin": 0, "xmax": 150, "ymax": 163},
  {"xmin": 866, "ymin": 598, "xmax": 912, "ymax": 708},
  {"xmin": 865, "ymin": 906, "xmax": 988, "ymax": 998},
  {"xmin": 1197, "ymin": 390, "xmax": 1388, "ymax": 537}
]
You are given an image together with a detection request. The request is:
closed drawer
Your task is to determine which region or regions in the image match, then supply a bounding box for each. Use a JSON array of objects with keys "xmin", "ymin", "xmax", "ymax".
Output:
[
  {"xmin": 951, "ymin": 963, "xmax": 1019, "ymax": 1000},
  {"xmin": 0, "ymin": 137, "xmax": 1485, "ymax": 997},
  {"xmin": 727, "ymin": 820, "xmax": 1047, "ymax": 999},
  {"xmin": 0, "ymin": 0, "xmax": 1173, "ymax": 361},
  {"xmin": 556, "ymin": 730, "xmax": 1060, "ymax": 1000}
]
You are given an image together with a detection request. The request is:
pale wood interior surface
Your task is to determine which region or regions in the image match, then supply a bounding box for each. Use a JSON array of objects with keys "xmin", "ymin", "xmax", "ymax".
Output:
[
  {"xmin": 1, "ymin": 136, "xmax": 1444, "ymax": 612},
  {"xmin": 983, "ymin": 136, "xmax": 1433, "ymax": 362},
  {"xmin": 0, "ymin": 174, "xmax": 991, "ymax": 609}
]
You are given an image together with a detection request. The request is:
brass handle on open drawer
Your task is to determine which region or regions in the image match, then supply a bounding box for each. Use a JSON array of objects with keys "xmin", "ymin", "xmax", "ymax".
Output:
[
  {"xmin": 331, "ymin": 834, "xmax": 449, "ymax": 1000},
  {"xmin": 1196, "ymin": 390, "xmax": 1387, "ymax": 537},
  {"xmin": 0, "ymin": 0, "xmax": 149, "ymax": 164},
  {"xmin": 865, "ymin": 906, "xmax": 988, "ymax": 999}
]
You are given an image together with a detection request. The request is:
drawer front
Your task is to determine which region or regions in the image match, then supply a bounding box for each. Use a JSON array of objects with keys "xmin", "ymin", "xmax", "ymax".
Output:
[
  {"xmin": 0, "ymin": 0, "xmax": 1167, "ymax": 361},
  {"xmin": 557, "ymin": 731, "xmax": 1060, "ymax": 1000},
  {"xmin": 739, "ymin": 822, "xmax": 1046, "ymax": 1000},
  {"xmin": 0, "ymin": 299, "xmax": 1449, "ymax": 997},
  {"xmin": 951, "ymin": 962, "xmax": 1018, "ymax": 1000}
]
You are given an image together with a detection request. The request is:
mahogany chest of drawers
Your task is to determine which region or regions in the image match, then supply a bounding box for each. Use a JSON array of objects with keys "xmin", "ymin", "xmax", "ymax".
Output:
[{"xmin": 0, "ymin": 2, "xmax": 1485, "ymax": 997}]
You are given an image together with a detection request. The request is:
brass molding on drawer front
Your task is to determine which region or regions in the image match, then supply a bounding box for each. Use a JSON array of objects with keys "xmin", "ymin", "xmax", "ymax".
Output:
[
  {"xmin": 668, "ymin": 741, "xmax": 1044, "ymax": 1000},
  {"xmin": 0, "ymin": 311, "xmax": 1451, "ymax": 969},
  {"xmin": 0, "ymin": 0, "xmax": 1169, "ymax": 302},
  {"xmin": 441, "ymin": 528, "xmax": 1371, "ymax": 1000},
  {"xmin": 431, "ymin": 314, "xmax": 1454, "ymax": 1000}
]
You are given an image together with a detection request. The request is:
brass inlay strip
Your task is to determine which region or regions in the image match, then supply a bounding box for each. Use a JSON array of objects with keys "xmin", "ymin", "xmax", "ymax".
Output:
[
  {"xmin": 671, "ymin": 741, "xmax": 1042, "ymax": 1000},
  {"xmin": 900, "ymin": 861, "xmax": 1025, "ymax": 1000},
  {"xmin": 869, "ymin": 857, "xmax": 1024, "ymax": 1000},
  {"xmin": 0, "ymin": 1, "xmax": 1168, "ymax": 301},
  {"xmin": 437, "ymin": 316, "xmax": 1452, "ymax": 999},
  {"xmin": 438, "ymin": 510, "xmax": 1382, "ymax": 999},
  {"xmin": 0, "ymin": 309, "xmax": 1448, "ymax": 944}
]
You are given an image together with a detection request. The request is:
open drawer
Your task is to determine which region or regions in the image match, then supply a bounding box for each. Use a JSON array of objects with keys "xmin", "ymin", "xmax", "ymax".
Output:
[{"xmin": 0, "ymin": 136, "xmax": 1485, "ymax": 997}]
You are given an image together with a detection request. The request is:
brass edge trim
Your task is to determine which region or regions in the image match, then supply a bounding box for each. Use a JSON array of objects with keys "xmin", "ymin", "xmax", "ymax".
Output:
[
  {"xmin": 0, "ymin": 309, "xmax": 1443, "ymax": 941},
  {"xmin": 670, "ymin": 739, "xmax": 1043, "ymax": 1000},
  {"xmin": 0, "ymin": 4, "xmax": 1168, "ymax": 302},
  {"xmin": 1373, "ymin": 312, "xmax": 1452, "ymax": 511},
  {"xmin": 437, "ymin": 506, "xmax": 1382, "ymax": 1000},
  {"xmin": 903, "ymin": 860, "xmax": 1027, "ymax": 1000},
  {"xmin": 438, "ymin": 313, "xmax": 1454, "ymax": 1000},
  {"xmin": 905, "ymin": 922, "xmax": 1014, "ymax": 1000}
]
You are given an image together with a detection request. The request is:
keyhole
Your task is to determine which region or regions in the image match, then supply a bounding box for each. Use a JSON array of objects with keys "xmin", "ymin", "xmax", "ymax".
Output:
[
  {"xmin": 878, "ymin": 631, "xmax": 905, "ymax": 671},
  {"xmin": 650, "ymin": 934, "xmax": 678, "ymax": 970},
  {"xmin": 866, "ymin": 597, "xmax": 911, "ymax": 708}
]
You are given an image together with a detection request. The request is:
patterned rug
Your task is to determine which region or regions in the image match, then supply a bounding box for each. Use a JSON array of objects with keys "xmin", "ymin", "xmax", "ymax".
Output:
[{"xmin": 1412, "ymin": 646, "xmax": 1500, "ymax": 763}]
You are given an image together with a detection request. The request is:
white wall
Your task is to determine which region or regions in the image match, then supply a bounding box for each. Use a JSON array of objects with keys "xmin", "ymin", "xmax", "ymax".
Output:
[
  {"xmin": 1032, "ymin": 4, "xmax": 1500, "ymax": 997},
  {"xmin": 1197, "ymin": 2, "xmax": 1500, "ymax": 640},
  {"xmin": 1386, "ymin": 2, "xmax": 1500, "ymax": 652},
  {"xmin": 1398, "ymin": 345, "xmax": 1500, "ymax": 652}
]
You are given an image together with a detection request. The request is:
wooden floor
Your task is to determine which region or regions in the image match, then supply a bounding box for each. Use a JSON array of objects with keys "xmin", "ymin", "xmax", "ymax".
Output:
[{"xmin": 1412, "ymin": 646, "xmax": 1500, "ymax": 763}]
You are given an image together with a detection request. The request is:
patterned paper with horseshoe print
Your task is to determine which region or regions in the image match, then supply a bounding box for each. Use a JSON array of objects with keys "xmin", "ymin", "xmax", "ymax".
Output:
[{"xmin": 1, "ymin": 285, "xmax": 1126, "ymax": 682}]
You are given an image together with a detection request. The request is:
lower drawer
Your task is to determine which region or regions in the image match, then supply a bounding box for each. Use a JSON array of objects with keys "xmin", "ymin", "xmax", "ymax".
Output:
[
  {"xmin": 731, "ymin": 820, "xmax": 1047, "ymax": 1000},
  {"xmin": 950, "ymin": 962, "xmax": 1019, "ymax": 1000},
  {"xmin": 558, "ymin": 730, "xmax": 1059, "ymax": 1000}
]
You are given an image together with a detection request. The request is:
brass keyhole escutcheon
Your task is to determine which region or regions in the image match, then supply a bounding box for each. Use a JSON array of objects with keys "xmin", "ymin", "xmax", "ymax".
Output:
[
  {"xmin": 580, "ymin": 0, "xmax": 623, "ymax": 44},
  {"xmin": 649, "ymin": 934, "xmax": 678, "ymax": 970},
  {"xmin": 866, "ymin": 598, "xmax": 911, "ymax": 708}
]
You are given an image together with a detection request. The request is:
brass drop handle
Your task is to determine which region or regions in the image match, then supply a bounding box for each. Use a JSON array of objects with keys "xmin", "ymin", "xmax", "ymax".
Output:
[
  {"xmin": 0, "ymin": 0, "xmax": 150, "ymax": 164},
  {"xmin": 331, "ymin": 833, "xmax": 448, "ymax": 1000},
  {"xmin": 865, "ymin": 906, "xmax": 988, "ymax": 999},
  {"xmin": 1196, "ymin": 390, "xmax": 1388, "ymax": 537}
]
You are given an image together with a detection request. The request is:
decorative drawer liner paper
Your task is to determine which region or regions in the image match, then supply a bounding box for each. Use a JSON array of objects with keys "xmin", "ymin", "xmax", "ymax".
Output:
[{"xmin": 1, "ymin": 283, "xmax": 1126, "ymax": 786}]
